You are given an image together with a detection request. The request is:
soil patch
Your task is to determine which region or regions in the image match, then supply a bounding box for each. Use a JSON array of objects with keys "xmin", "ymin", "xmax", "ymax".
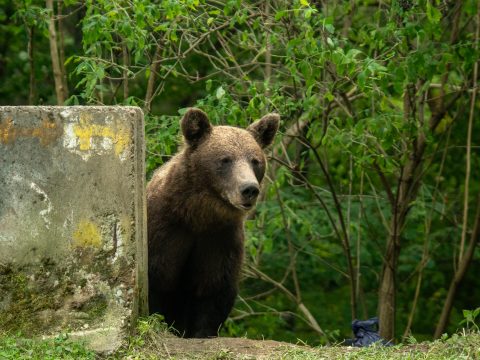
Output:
[{"xmin": 132, "ymin": 333, "xmax": 352, "ymax": 360}]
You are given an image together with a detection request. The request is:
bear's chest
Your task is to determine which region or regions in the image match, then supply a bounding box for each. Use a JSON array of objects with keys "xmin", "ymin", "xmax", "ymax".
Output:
[{"xmin": 183, "ymin": 227, "xmax": 244, "ymax": 292}]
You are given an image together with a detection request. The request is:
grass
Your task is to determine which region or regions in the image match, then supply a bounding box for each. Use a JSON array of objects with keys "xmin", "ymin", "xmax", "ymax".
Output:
[
  {"xmin": 0, "ymin": 333, "xmax": 96, "ymax": 360},
  {"xmin": 1, "ymin": 317, "xmax": 479, "ymax": 360},
  {"xmin": 278, "ymin": 332, "xmax": 480, "ymax": 360}
]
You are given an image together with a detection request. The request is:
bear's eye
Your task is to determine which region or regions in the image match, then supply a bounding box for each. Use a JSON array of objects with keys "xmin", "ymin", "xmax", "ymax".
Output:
[
  {"xmin": 220, "ymin": 157, "xmax": 232, "ymax": 165},
  {"xmin": 251, "ymin": 158, "xmax": 260, "ymax": 166}
]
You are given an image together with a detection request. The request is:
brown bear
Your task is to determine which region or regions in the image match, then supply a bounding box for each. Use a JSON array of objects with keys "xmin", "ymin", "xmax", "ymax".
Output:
[{"xmin": 147, "ymin": 108, "xmax": 279, "ymax": 338}]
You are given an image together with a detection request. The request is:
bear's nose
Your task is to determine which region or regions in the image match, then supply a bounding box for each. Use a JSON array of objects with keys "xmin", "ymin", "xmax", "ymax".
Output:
[{"xmin": 240, "ymin": 183, "xmax": 260, "ymax": 200}]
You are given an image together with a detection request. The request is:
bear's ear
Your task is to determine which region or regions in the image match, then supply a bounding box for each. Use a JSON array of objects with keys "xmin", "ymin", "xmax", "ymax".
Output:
[
  {"xmin": 181, "ymin": 108, "xmax": 212, "ymax": 146},
  {"xmin": 247, "ymin": 113, "xmax": 280, "ymax": 148}
]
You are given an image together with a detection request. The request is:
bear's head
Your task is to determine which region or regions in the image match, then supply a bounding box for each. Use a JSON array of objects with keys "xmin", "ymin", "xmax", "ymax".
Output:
[{"xmin": 181, "ymin": 108, "xmax": 279, "ymax": 213}]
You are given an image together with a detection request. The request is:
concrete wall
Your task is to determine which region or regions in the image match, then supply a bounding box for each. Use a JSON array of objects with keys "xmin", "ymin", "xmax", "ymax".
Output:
[{"xmin": 0, "ymin": 106, "xmax": 147, "ymax": 352}]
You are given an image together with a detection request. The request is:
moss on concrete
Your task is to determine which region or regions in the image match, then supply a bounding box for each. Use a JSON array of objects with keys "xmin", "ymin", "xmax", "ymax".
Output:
[
  {"xmin": 0, "ymin": 250, "xmax": 133, "ymax": 337},
  {"xmin": 0, "ymin": 261, "xmax": 70, "ymax": 334}
]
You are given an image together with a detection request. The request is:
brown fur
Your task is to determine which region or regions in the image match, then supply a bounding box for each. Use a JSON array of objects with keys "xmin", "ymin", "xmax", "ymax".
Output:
[{"xmin": 147, "ymin": 108, "xmax": 279, "ymax": 338}]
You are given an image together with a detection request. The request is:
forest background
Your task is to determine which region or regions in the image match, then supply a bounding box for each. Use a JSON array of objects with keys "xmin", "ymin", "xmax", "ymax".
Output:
[{"xmin": 0, "ymin": 0, "xmax": 479, "ymax": 345}]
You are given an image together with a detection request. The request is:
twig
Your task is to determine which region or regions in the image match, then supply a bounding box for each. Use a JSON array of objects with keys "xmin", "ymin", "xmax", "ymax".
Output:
[
  {"xmin": 122, "ymin": 42, "xmax": 129, "ymax": 100},
  {"xmin": 459, "ymin": 0, "xmax": 479, "ymax": 263},
  {"xmin": 162, "ymin": 342, "xmax": 172, "ymax": 359},
  {"xmin": 273, "ymin": 181, "xmax": 301, "ymax": 301}
]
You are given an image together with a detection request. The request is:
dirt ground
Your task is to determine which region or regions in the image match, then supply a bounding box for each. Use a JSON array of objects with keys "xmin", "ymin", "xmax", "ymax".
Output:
[{"xmin": 137, "ymin": 334, "xmax": 346, "ymax": 359}]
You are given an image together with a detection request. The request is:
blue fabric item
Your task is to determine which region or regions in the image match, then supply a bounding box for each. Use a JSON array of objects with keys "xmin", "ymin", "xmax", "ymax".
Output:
[{"xmin": 346, "ymin": 317, "xmax": 393, "ymax": 347}]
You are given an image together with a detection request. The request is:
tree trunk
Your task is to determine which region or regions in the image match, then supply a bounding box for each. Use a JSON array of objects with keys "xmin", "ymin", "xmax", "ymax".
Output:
[
  {"xmin": 57, "ymin": 0, "xmax": 68, "ymax": 99},
  {"xmin": 378, "ymin": 155, "xmax": 425, "ymax": 340},
  {"xmin": 144, "ymin": 44, "xmax": 161, "ymax": 112},
  {"xmin": 459, "ymin": 0, "xmax": 479, "ymax": 263},
  {"xmin": 122, "ymin": 43, "xmax": 129, "ymax": 101},
  {"xmin": 378, "ymin": 84, "xmax": 427, "ymax": 340},
  {"xmin": 46, "ymin": 0, "xmax": 66, "ymax": 104},
  {"xmin": 378, "ymin": 231, "xmax": 399, "ymax": 340},
  {"xmin": 264, "ymin": 0, "xmax": 271, "ymax": 96},
  {"xmin": 27, "ymin": 26, "xmax": 35, "ymax": 105}
]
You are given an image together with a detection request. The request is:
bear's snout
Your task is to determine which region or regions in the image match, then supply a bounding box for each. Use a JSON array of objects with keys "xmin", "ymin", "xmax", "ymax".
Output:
[
  {"xmin": 226, "ymin": 160, "xmax": 262, "ymax": 211},
  {"xmin": 240, "ymin": 183, "xmax": 260, "ymax": 205}
]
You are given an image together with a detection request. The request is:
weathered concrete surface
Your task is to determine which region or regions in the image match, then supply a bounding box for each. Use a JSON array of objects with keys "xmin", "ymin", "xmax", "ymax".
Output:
[{"xmin": 0, "ymin": 106, "xmax": 147, "ymax": 352}]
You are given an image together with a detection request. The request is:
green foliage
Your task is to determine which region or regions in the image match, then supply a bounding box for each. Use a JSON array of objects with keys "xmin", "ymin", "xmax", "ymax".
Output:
[
  {"xmin": 0, "ymin": 333, "xmax": 95, "ymax": 359},
  {"xmin": 460, "ymin": 308, "xmax": 480, "ymax": 332},
  {"xmin": 114, "ymin": 314, "xmax": 171, "ymax": 357},
  {"xmin": 145, "ymin": 113, "xmax": 180, "ymax": 177}
]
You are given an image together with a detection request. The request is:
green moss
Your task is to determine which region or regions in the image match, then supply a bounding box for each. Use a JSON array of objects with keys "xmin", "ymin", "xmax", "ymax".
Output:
[
  {"xmin": 81, "ymin": 294, "xmax": 108, "ymax": 320},
  {"xmin": 0, "ymin": 248, "xmax": 131, "ymax": 335},
  {"xmin": 0, "ymin": 266, "xmax": 61, "ymax": 334}
]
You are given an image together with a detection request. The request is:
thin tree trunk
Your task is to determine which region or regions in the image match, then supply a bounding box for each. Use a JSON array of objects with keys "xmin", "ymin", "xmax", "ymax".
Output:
[
  {"xmin": 122, "ymin": 43, "xmax": 129, "ymax": 101},
  {"xmin": 379, "ymin": 167, "xmax": 423, "ymax": 341},
  {"xmin": 144, "ymin": 44, "xmax": 161, "ymax": 112},
  {"xmin": 459, "ymin": 0, "xmax": 479, "ymax": 263},
  {"xmin": 402, "ymin": 267, "xmax": 423, "ymax": 339},
  {"xmin": 264, "ymin": 0, "xmax": 271, "ymax": 96},
  {"xmin": 341, "ymin": 0, "xmax": 355, "ymax": 39},
  {"xmin": 27, "ymin": 26, "xmax": 35, "ymax": 105},
  {"xmin": 357, "ymin": 169, "xmax": 367, "ymax": 319},
  {"xmin": 57, "ymin": 0, "xmax": 68, "ymax": 99},
  {"xmin": 434, "ymin": 197, "xmax": 480, "ymax": 338},
  {"xmin": 378, "ymin": 215, "xmax": 401, "ymax": 341},
  {"xmin": 46, "ymin": 0, "xmax": 66, "ymax": 104}
]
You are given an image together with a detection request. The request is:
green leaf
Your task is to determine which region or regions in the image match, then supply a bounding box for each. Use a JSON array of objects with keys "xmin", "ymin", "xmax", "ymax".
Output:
[
  {"xmin": 64, "ymin": 55, "xmax": 75, "ymax": 66},
  {"xmin": 216, "ymin": 86, "xmax": 226, "ymax": 99},
  {"xmin": 274, "ymin": 10, "xmax": 286, "ymax": 21},
  {"xmin": 325, "ymin": 23, "xmax": 335, "ymax": 34},
  {"xmin": 324, "ymin": 91, "xmax": 334, "ymax": 102},
  {"xmin": 426, "ymin": 2, "xmax": 442, "ymax": 24},
  {"xmin": 154, "ymin": 22, "xmax": 169, "ymax": 32}
]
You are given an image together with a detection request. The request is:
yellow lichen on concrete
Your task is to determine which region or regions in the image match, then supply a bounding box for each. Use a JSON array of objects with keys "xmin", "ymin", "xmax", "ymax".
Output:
[
  {"xmin": 73, "ymin": 113, "xmax": 130, "ymax": 156},
  {"xmin": 73, "ymin": 220, "xmax": 102, "ymax": 248},
  {"xmin": 0, "ymin": 117, "xmax": 14, "ymax": 143},
  {"xmin": 0, "ymin": 117, "xmax": 62, "ymax": 146}
]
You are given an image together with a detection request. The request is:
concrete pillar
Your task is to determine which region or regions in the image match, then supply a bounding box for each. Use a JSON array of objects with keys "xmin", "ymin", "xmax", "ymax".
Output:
[{"xmin": 0, "ymin": 106, "xmax": 147, "ymax": 352}]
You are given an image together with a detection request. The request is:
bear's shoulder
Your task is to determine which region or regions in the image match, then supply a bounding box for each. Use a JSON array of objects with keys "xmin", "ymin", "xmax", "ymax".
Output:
[{"xmin": 147, "ymin": 154, "xmax": 183, "ymax": 195}]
